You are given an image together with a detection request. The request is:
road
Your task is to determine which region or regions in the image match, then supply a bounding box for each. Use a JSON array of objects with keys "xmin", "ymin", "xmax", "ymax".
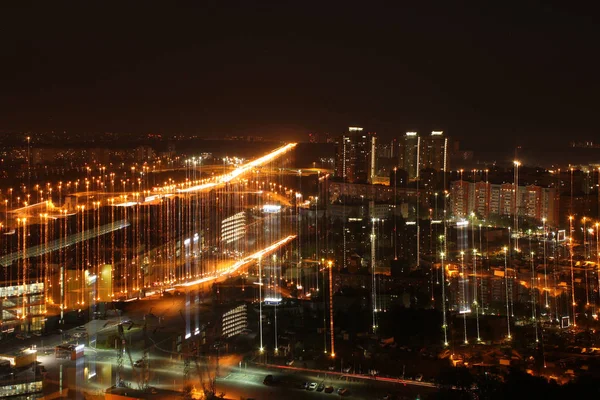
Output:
[
  {"xmin": 29, "ymin": 321, "xmax": 436, "ymax": 399},
  {"xmin": 258, "ymin": 362, "xmax": 437, "ymax": 389}
]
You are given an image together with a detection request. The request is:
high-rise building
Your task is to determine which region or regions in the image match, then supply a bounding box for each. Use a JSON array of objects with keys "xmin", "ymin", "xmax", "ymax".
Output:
[
  {"xmin": 422, "ymin": 131, "xmax": 448, "ymax": 171},
  {"xmin": 450, "ymin": 180, "xmax": 559, "ymax": 225},
  {"xmin": 335, "ymin": 127, "xmax": 376, "ymax": 183},
  {"xmin": 335, "ymin": 133, "xmax": 355, "ymax": 182},
  {"xmin": 398, "ymin": 131, "xmax": 448, "ymax": 180},
  {"xmin": 450, "ymin": 180, "xmax": 471, "ymax": 218},
  {"xmin": 398, "ymin": 132, "xmax": 419, "ymax": 180}
]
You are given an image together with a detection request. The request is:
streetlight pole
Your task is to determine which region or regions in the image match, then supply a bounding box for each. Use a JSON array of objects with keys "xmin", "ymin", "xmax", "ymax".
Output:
[
  {"xmin": 328, "ymin": 260, "xmax": 335, "ymax": 358},
  {"xmin": 513, "ymin": 161, "xmax": 520, "ymax": 253},
  {"xmin": 315, "ymin": 196, "xmax": 319, "ymax": 294},
  {"xmin": 461, "ymin": 251, "xmax": 468, "ymax": 344},
  {"xmin": 504, "ymin": 247, "xmax": 511, "ymax": 340},
  {"xmin": 596, "ymin": 222, "xmax": 600, "ymax": 309},
  {"xmin": 441, "ymin": 252, "xmax": 448, "ymax": 346},
  {"xmin": 569, "ymin": 216, "xmax": 576, "ymax": 327},
  {"xmin": 394, "ymin": 168, "xmax": 398, "ymax": 261},
  {"xmin": 258, "ymin": 256, "xmax": 263, "ymax": 354},
  {"xmin": 542, "ymin": 218, "xmax": 549, "ymax": 312},
  {"xmin": 371, "ymin": 218, "xmax": 377, "ymax": 333}
]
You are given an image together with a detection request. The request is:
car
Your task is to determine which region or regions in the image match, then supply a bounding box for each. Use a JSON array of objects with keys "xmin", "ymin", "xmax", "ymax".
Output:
[
  {"xmin": 337, "ymin": 388, "xmax": 348, "ymax": 396},
  {"xmin": 285, "ymin": 359, "xmax": 294, "ymax": 366},
  {"xmin": 308, "ymin": 382, "xmax": 318, "ymax": 390},
  {"xmin": 317, "ymin": 383, "xmax": 325, "ymax": 392},
  {"xmin": 299, "ymin": 382, "xmax": 309, "ymax": 389},
  {"xmin": 342, "ymin": 366, "xmax": 352, "ymax": 373},
  {"xmin": 328, "ymin": 365, "xmax": 335, "ymax": 371},
  {"xmin": 76, "ymin": 326, "xmax": 86, "ymax": 331},
  {"xmin": 415, "ymin": 374, "xmax": 423, "ymax": 382},
  {"xmin": 324, "ymin": 386, "xmax": 334, "ymax": 393}
]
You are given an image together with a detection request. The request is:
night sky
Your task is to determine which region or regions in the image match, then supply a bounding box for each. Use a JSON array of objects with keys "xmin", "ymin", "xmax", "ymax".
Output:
[{"xmin": 0, "ymin": 2, "xmax": 597, "ymax": 150}]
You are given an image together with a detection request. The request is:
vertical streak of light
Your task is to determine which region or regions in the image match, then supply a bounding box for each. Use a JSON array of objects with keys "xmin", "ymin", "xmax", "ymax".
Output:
[
  {"xmin": 504, "ymin": 248, "xmax": 511, "ymax": 340},
  {"xmin": 461, "ymin": 251, "xmax": 467, "ymax": 344},
  {"xmin": 569, "ymin": 216, "xmax": 576, "ymax": 327}
]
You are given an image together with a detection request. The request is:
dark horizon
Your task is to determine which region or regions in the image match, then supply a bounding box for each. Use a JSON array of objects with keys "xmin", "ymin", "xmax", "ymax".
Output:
[{"xmin": 0, "ymin": 3, "xmax": 598, "ymax": 151}]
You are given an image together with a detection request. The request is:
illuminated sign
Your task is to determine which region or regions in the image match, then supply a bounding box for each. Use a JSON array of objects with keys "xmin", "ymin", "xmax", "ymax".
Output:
[
  {"xmin": 406, "ymin": 132, "xmax": 417, "ymax": 137},
  {"xmin": 263, "ymin": 204, "xmax": 281, "ymax": 213},
  {"xmin": 264, "ymin": 297, "xmax": 282, "ymax": 305},
  {"xmin": 349, "ymin": 127, "xmax": 363, "ymax": 131}
]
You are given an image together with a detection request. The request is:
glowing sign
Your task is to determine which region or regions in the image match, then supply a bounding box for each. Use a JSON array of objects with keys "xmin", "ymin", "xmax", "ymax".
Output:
[
  {"xmin": 263, "ymin": 204, "xmax": 281, "ymax": 213},
  {"xmin": 264, "ymin": 297, "xmax": 282, "ymax": 305}
]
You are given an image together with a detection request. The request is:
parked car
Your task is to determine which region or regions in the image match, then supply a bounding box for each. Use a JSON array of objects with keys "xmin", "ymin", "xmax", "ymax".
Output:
[
  {"xmin": 285, "ymin": 359, "xmax": 294, "ymax": 366},
  {"xmin": 324, "ymin": 386, "xmax": 334, "ymax": 393},
  {"xmin": 337, "ymin": 388, "xmax": 348, "ymax": 396},
  {"xmin": 308, "ymin": 382, "xmax": 318, "ymax": 390},
  {"xmin": 317, "ymin": 383, "xmax": 325, "ymax": 392}
]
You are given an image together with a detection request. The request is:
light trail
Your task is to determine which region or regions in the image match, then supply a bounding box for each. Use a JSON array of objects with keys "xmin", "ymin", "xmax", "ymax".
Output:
[
  {"xmin": 257, "ymin": 363, "xmax": 437, "ymax": 389},
  {"xmin": 177, "ymin": 143, "xmax": 296, "ymax": 194},
  {"xmin": 0, "ymin": 219, "xmax": 130, "ymax": 267},
  {"xmin": 176, "ymin": 235, "xmax": 296, "ymax": 288}
]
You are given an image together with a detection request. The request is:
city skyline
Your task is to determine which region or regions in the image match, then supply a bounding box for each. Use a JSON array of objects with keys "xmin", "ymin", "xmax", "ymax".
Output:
[{"xmin": 1, "ymin": 3, "xmax": 600, "ymax": 398}]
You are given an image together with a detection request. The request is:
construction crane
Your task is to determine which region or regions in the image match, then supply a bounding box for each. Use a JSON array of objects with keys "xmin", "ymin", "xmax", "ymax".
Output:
[
  {"xmin": 178, "ymin": 308, "xmax": 220, "ymax": 400},
  {"xmin": 105, "ymin": 319, "xmax": 141, "ymax": 390},
  {"xmin": 190, "ymin": 341, "xmax": 221, "ymax": 400},
  {"xmin": 141, "ymin": 320, "xmax": 150, "ymax": 391}
]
